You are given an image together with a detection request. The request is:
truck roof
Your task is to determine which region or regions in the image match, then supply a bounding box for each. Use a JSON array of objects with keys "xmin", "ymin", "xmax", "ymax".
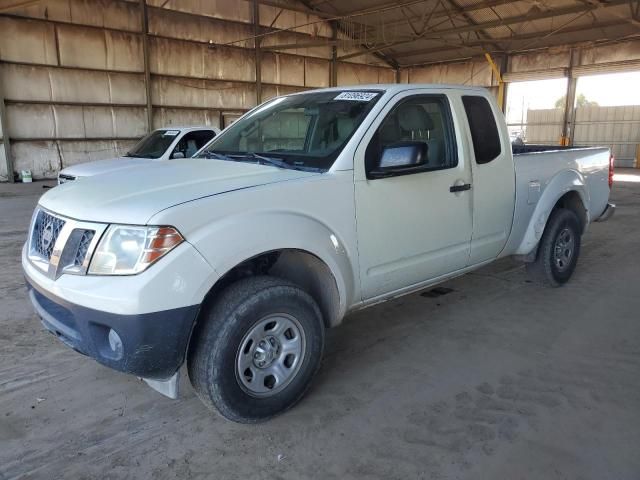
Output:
[
  {"xmin": 288, "ymin": 84, "xmax": 489, "ymax": 96},
  {"xmin": 154, "ymin": 126, "xmax": 217, "ymax": 132}
]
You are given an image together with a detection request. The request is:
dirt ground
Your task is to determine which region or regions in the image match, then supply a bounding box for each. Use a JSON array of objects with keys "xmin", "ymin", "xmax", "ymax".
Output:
[{"xmin": 2, "ymin": 171, "xmax": 640, "ymax": 480}]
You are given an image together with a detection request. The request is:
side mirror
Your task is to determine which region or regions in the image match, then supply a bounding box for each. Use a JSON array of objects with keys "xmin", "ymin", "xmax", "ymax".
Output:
[
  {"xmin": 369, "ymin": 142, "xmax": 427, "ymax": 178},
  {"xmin": 171, "ymin": 151, "xmax": 185, "ymax": 159}
]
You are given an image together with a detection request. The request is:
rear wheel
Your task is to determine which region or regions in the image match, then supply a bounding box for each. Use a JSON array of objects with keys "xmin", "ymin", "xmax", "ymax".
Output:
[
  {"xmin": 527, "ymin": 208, "xmax": 582, "ymax": 287},
  {"xmin": 188, "ymin": 276, "xmax": 324, "ymax": 423}
]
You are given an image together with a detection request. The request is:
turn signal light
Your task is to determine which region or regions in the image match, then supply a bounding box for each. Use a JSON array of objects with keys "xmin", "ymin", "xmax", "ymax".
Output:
[{"xmin": 141, "ymin": 227, "xmax": 184, "ymax": 265}]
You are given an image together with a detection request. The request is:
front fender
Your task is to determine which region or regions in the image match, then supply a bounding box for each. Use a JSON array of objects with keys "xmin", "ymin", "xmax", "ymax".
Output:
[
  {"xmin": 515, "ymin": 169, "xmax": 590, "ymax": 256},
  {"xmin": 188, "ymin": 210, "xmax": 357, "ymax": 320}
]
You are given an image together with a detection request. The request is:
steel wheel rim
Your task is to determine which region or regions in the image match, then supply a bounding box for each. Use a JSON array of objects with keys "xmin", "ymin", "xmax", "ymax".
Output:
[
  {"xmin": 235, "ymin": 313, "xmax": 306, "ymax": 398},
  {"xmin": 554, "ymin": 227, "xmax": 575, "ymax": 271}
]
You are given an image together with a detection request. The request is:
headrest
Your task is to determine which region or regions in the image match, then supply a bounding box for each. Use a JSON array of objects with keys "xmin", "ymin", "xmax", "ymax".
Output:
[
  {"xmin": 336, "ymin": 117, "xmax": 354, "ymax": 138},
  {"xmin": 398, "ymin": 104, "xmax": 434, "ymax": 131},
  {"xmin": 379, "ymin": 120, "xmax": 399, "ymax": 143}
]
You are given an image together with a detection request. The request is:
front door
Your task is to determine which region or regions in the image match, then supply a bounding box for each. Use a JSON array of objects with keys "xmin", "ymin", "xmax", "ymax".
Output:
[{"xmin": 354, "ymin": 92, "xmax": 473, "ymax": 300}]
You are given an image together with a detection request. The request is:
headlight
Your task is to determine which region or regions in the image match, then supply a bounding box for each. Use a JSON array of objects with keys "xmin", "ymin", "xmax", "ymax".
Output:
[{"xmin": 88, "ymin": 225, "xmax": 184, "ymax": 275}]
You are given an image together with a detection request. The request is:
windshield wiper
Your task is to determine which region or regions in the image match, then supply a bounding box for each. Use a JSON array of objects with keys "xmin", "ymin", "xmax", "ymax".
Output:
[
  {"xmin": 229, "ymin": 153, "xmax": 321, "ymax": 172},
  {"xmin": 229, "ymin": 153, "xmax": 290, "ymax": 169},
  {"xmin": 198, "ymin": 151, "xmax": 322, "ymax": 172},
  {"xmin": 198, "ymin": 151, "xmax": 234, "ymax": 161}
]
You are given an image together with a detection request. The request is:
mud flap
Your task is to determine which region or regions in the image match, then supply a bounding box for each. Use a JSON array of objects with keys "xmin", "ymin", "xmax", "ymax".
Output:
[{"xmin": 142, "ymin": 371, "xmax": 179, "ymax": 399}]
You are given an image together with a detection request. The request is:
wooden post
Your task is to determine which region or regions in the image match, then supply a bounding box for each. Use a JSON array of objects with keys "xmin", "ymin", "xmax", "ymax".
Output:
[
  {"xmin": 500, "ymin": 54, "xmax": 508, "ymax": 114},
  {"xmin": 561, "ymin": 49, "xmax": 578, "ymax": 146},
  {"xmin": 0, "ymin": 69, "xmax": 14, "ymax": 182},
  {"xmin": 253, "ymin": 0, "xmax": 262, "ymax": 104},
  {"xmin": 330, "ymin": 21, "xmax": 338, "ymax": 87},
  {"xmin": 140, "ymin": 0, "xmax": 153, "ymax": 132}
]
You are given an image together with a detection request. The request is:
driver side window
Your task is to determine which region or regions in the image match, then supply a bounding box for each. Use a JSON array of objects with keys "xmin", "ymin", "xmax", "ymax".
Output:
[
  {"xmin": 365, "ymin": 95, "xmax": 457, "ymax": 177},
  {"xmin": 172, "ymin": 130, "xmax": 217, "ymax": 159}
]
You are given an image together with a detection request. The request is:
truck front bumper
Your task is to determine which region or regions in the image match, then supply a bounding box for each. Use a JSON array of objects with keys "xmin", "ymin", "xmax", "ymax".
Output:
[
  {"xmin": 26, "ymin": 278, "xmax": 199, "ymax": 380},
  {"xmin": 22, "ymin": 241, "xmax": 218, "ymax": 384}
]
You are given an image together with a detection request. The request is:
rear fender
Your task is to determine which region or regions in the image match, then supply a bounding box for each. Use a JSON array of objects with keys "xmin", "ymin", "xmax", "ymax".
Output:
[{"xmin": 515, "ymin": 169, "xmax": 590, "ymax": 256}]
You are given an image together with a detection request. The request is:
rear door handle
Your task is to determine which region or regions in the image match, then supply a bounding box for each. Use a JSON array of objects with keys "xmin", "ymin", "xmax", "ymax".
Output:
[{"xmin": 449, "ymin": 183, "xmax": 471, "ymax": 193}]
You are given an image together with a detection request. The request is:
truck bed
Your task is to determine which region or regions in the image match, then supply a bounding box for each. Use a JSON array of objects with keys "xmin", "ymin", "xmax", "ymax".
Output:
[
  {"xmin": 504, "ymin": 145, "xmax": 612, "ymax": 257},
  {"xmin": 512, "ymin": 144, "xmax": 575, "ymax": 155}
]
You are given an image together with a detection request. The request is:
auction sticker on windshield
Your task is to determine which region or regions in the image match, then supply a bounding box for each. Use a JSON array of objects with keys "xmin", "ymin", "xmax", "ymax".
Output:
[
  {"xmin": 163, "ymin": 130, "xmax": 180, "ymax": 137},
  {"xmin": 334, "ymin": 92, "xmax": 379, "ymax": 102}
]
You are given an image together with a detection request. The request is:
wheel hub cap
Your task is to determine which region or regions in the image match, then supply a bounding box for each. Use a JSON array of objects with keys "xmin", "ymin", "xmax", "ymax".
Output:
[
  {"xmin": 253, "ymin": 336, "xmax": 281, "ymax": 368},
  {"xmin": 554, "ymin": 227, "xmax": 574, "ymax": 271},
  {"xmin": 236, "ymin": 314, "xmax": 306, "ymax": 398}
]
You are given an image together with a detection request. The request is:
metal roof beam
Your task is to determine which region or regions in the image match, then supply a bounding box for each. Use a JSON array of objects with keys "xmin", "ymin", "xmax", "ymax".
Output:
[
  {"xmin": 350, "ymin": 0, "xmax": 533, "ymax": 32},
  {"xmin": 338, "ymin": 0, "xmax": 631, "ymax": 62},
  {"xmin": 392, "ymin": 19, "xmax": 634, "ymax": 61},
  {"xmin": 398, "ymin": 30, "xmax": 640, "ymax": 68},
  {"xmin": 419, "ymin": 0, "xmax": 630, "ymax": 38}
]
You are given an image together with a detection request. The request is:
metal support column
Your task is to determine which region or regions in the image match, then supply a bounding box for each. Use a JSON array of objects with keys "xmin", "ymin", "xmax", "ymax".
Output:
[
  {"xmin": 253, "ymin": 0, "xmax": 262, "ymax": 104},
  {"xmin": 562, "ymin": 49, "xmax": 578, "ymax": 146},
  {"xmin": 140, "ymin": 0, "xmax": 153, "ymax": 132},
  {"xmin": 0, "ymin": 69, "xmax": 14, "ymax": 182}
]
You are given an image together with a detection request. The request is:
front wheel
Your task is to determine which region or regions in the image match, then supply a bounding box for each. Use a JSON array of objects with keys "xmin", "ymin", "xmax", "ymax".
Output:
[
  {"xmin": 526, "ymin": 208, "xmax": 582, "ymax": 287},
  {"xmin": 188, "ymin": 276, "xmax": 325, "ymax": 423}
]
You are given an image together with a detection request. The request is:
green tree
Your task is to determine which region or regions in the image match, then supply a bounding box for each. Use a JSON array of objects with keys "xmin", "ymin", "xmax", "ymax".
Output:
[{"xmin": 555, "ymin": 93, "xmax": 599, "ymax": 108}]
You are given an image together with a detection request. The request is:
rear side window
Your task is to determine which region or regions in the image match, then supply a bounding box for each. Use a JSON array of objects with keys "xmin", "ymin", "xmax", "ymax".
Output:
[{"xmin": 462, "ymin": 95, "xmax": 501, "ymax": 164}]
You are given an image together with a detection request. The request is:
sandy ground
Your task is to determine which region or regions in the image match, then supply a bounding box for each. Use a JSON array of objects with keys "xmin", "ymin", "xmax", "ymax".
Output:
[{"xmin": 1, "ymin": 171, "xmax": 640, "ymax": 480}]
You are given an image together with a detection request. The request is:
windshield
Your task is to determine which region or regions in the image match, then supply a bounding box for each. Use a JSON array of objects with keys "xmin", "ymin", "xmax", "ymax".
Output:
[
  {"xmin": 198, "ymin": 90, "xmax": 381, "ymax": 171},
  {"xmin": 127, "ymin": 130, "xmax": 180, "ymax": 159}
]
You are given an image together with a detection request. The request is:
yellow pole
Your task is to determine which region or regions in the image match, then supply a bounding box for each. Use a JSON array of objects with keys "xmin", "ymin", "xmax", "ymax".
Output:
[{"xmin": 484, "ymin": 53, "xmax": 504, "ymax": 111}]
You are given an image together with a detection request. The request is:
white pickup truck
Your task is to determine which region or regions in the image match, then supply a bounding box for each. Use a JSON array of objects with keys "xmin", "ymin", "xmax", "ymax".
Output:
[
  {"xmin": 57, "ymin": 126, "xmax": 219, "ymax": 184},
  {"xmin": 23, "ymin": 84, "xmax": 614, "ymax": 423}
]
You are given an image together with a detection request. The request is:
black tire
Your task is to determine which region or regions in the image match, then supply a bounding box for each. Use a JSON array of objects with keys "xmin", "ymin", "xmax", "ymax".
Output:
[
  {"xmin": 526, "ymin": 208, "xmax": 582, "ymax": 287},
  {"xmin": 188, "ymin": 276, "xmax": 325, "ymax": 423}
]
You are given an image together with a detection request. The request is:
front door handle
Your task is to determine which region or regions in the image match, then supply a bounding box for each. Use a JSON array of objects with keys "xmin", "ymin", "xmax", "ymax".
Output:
[{"xmin": 450, "ymin": 183, "xmax": 471, "ymax": 193}]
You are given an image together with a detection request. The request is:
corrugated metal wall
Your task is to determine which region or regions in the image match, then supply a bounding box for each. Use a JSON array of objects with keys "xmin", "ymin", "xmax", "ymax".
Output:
[
  {"xmin": 574, "ymin": 105, "xmax": 640, "ymax": 167},
  {"xmin": 0, "ymin": 0, "xmax": 395, "ymax": 179},
  {"xmin": 404, "ymin": 58, "xmax": 495, "ymax": 87},
  {"xmin": 522, "ymin": 108, "xmax": 565, "ymax": 144},
  {"xmin": 524, "ymin": 106, "xmax": 640, "ymax": 167}
]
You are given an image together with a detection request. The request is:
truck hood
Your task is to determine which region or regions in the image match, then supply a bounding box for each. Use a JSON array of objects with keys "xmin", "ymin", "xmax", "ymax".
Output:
[
  {"xmin": 60, "ymin": 156, "xmax": 154, "ymax": 178},
  {"xmin": 41, "ymin": 158, "xmax": 320, "ymax": 224}
]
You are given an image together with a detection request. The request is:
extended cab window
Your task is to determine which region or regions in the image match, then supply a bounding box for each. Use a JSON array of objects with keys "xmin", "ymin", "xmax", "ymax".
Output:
[
  {"xmin": 365, "ymin": 95, "xmax": 458, "ymax": 176},
  {"xmin": 462, "ymin": 95, "xmax": 501, "ymax": 164}
]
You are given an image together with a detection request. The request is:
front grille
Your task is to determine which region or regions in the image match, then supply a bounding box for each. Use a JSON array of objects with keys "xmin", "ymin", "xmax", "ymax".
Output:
[
  {"xmin": 31, "ymin": 210, "xmax": 66, "ymax": 260},
  {"xmin": 73, "ymin": 230, "xmax": 95, "ymax": 267},
  {"xmin": 28, "ymin": 208, "xmax": 105, "ymax": 278}
]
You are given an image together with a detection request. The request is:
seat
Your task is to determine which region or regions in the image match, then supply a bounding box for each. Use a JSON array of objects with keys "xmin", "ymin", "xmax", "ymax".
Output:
[
  {"xmin": 185, "ymin": 139, "xmax": 198, "ymax": 158},
  {"xmin": 396, "ymin": 104, "xmax": 443, "ymax": 167}
]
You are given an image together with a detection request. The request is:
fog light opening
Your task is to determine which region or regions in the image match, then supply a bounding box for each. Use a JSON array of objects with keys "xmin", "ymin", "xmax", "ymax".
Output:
[{"xmin": 108, "ymin": 329, "xmax": 123, "ymax": 358}]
